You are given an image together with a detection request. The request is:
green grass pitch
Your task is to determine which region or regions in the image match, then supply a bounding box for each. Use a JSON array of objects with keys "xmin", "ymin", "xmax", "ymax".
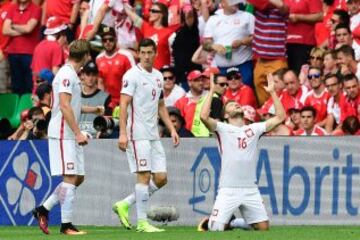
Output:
[{"xmin": 1, "ymin": 226, "xmax": 360, "ymax": 240}]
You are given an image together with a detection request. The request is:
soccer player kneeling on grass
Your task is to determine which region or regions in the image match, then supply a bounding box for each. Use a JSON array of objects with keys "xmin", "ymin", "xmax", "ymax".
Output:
[{"xmin": 200, "ymin": 73, "xmax": 286, "ymax": 231}]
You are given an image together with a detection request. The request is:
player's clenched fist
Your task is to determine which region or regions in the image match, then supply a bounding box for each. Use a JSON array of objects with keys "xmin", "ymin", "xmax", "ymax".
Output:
[
  {"xmin": 75, "ymin": 132, "xmax": 88, "ymax": 146},
  {"xmin": 118, "ymin": 134, "xmax": 128, "ymax": 152}
]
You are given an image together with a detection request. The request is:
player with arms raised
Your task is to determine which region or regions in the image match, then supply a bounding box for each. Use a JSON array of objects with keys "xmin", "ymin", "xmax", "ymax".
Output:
[
  {"xmin": 113, "ymin": 38, "xmax": 180, "ymax": 232},
  {"xmin": 200, "ymin": 73, "xmax": 286, "ymax": 231}
]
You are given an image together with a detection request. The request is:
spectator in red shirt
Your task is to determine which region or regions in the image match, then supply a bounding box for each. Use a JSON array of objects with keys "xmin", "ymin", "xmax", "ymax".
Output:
[
  {"xmin": 43, "ymin": 0, "xmax": 80, "ymax": 42},
  {"xmin": 0, "ymin": 0, "xmax": 11, "ymax": 62},
  {"xmin": 280, "ymin": 69, "xmax": 308, "ymax": 114},
  {"xmin": 175, "ymin": 70, "xmax": 208, "ymax": 136},
  {"xmin": 332, "ymin": 115, "xmax": 360, "ymax": 135},
  {"xmin": 222, "ymin": 67, "xmax": 257, "ymax": 108},
  {"xmin": 96, "ymin": 26, "xmax": 132, "ymax": 110},
  {"xmin": 325, "ymin": 73, "xmax": 357, "ymax": 133},
  {"xmin": 31, "ymin": 17, "xmax": 67, "ymax": 92},
  {"xmin": 2, "ymin": 0, "xmax": 41, "ymax": 94},
  {"xmin": 343, "ymin": 74, "xmax": 360, "ymax": 118},
  {"xmin": 304, "ymin": 67, "xmax": 330, "ymax": 126},
  {"xmin": 286, "ymin": 0, "xmax": 323, "ymax": 74},
  {"xmin": 293, "ymin": 106, "xmax": 327, "ymax": 136},
  {"xmin": 124, "ymin": 2, "xmax": 179, "ymax": 69}
]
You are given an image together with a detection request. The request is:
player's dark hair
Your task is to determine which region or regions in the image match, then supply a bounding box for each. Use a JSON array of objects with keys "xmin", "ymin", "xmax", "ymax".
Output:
[{"xmin": 139, "ymin": 38, "xmax": 157, "ymax": 52}]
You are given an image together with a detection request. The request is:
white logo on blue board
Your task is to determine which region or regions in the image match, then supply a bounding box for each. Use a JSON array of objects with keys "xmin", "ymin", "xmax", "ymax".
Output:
[
  {"xmin": 0, "ymin": 141, "xmax": 52, "ymax": 225},
  {"xmin": 189, "ymin": 147, "xmax": 221, "ymax": 215}
]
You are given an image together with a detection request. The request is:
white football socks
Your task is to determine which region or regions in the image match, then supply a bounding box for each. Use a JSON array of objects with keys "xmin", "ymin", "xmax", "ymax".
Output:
[
  {"xmin": 60, "ymin": 182, "xmax": 76, "ymax": 223},
  {"xmin": 43, "ymin": 183, "xmax": 62, "ymax": 211},
  {"xmin": 123, "ymin": 179, "xmax": 159, "ymax": 205},
  {"xmin": 135, "ymin": 183, "xmax": 149, "ymax": 221}
]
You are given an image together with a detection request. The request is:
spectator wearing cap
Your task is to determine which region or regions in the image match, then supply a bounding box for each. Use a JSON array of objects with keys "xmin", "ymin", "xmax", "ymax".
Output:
[
  {"xmin": 324, "ymin": 74, "xmax": 357, "ymax": 133},
  {"xmin": 43, "ymin": 0, "xmax": 80, "ymax": 42},
  {"xmin": 210, "ymin": 73, "xmax": 227, "ymax": 121},
  {"xmin": 2, "ymin": 0, "xmax": 41, "ymax": 94},
  {"xmin": 175, "ymin": 70, "xmax": 209, "ymax": 137},
  {"xmin": 303, "ymin": 67, "xmax": 329, "ymax": 126},
  {"xmin": 280, "ymin": 69, "xmax": 308, "ymax": 115},
  {"xmin": 293, "ymin": 106, "xmax": 327, "ymax": 136},
  {"xmin": 38, "ymin": 69, "xmax": 55, "ymax": 85},
  {"xmin": 161, "ymin": 106, "xmax": 194, "ymax": 137},
  {"xmin": 222, "ymin": 67, "xmax": 257, "ymax": 109},
  {"xmin": 203, "ymin": 0, "xmax": 254, "ymax": 88},
  {"xmin": 86, "ymin": 0, "xmax": 138, "ymax": 51},
  {"xmin": 123, "ymin": 2, "xmax": 180, "ymax": 69},
  {"xmin": 31, "ymin": 17, "xmax": 67, "ymax": 93},
  {"xmin": 80, "ymin": 60, "xmax": 111, "ymax": 138},
  {"xmin": 96, "ymin": 26, "xmax": 132, "ymax": 110},
  {"xmin": 202, "ymin": 66, "xmax": 219, "ymax": 91},
  {"xmin": 161, "ymin": 65, "xmax": 185, "ymax": 107},
  {"xmin": 249, "ymin": 0, "xmax": 289, "ymax": 107},
  {"xmin": 170, "ymin": 4, "xmax": 202, "ymax": 89}
]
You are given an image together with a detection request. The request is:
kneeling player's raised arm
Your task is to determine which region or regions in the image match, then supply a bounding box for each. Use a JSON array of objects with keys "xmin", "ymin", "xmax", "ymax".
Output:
[
  {"xmin": 200, "ymin": 74, "xmax": 218, "ymax": 132},
  {"xmin": 264, "ymin": 74, "xmax": 286, "ymax": 132}
]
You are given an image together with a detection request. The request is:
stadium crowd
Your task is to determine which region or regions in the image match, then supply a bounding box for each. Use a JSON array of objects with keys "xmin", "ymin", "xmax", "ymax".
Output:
[{"xmin": 0, "ymin": 0, "xmax": 360, "ymax": 139}]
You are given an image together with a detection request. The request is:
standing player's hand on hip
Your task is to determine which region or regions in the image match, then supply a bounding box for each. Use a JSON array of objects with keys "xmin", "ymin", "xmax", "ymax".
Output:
[
  {"xmin": 118, "ymin": 134, "xmax": 128, "ymax": 152},
  {"xmin": 76, "ymin": 132, "xmax": 88, "ymax": 146},
  {"xmin": 171, "ymin": 130, "xmax": 180, "ymax": 147}
]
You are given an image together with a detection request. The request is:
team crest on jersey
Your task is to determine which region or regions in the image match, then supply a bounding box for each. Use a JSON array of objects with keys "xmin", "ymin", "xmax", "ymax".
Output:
[
  {"xmin": 62, "ymin": 79, "xmax": 70, "ymax": 87},
  {"xmin": 123, "ymin": 80, "xmax": 128, "ymax": 88},
  {"xmin": 245, "ymin": 128, "xmax": 254, "ymax": 138}
]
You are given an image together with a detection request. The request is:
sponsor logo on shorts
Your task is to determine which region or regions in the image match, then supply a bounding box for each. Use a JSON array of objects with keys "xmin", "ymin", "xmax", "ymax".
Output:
[
  {"xmin": 67, "ymin": 162, "xmax": 74, "ymax": 170},
  {"xmin": 139, "ymin": 159, "xmax": 147, "ymax": 167},
  {"xmin": 212, "ymin": 209, "xmax": 218, "ymax": 216}
]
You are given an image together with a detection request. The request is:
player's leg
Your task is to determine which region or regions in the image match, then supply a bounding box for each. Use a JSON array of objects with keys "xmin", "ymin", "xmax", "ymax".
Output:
[
  {"xmin": 33, "ymin": 138, "xmax": 62, "ymax": 234},
  {"xmin": 59, "ymin": 140, "xmax": 86, "ymax": 235},
  {"xmin": 240, "ymin": 187, "xmax": 269, "ymax": 231},
  {"xmin": 208, "ymin": 188, "xmax": 241, "ymax": 232}
]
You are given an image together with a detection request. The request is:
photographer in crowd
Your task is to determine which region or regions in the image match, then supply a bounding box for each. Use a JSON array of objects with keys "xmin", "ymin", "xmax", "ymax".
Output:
[{"xmin": 19, "ymin": 106, "xmax": 49, "ymax": 140}]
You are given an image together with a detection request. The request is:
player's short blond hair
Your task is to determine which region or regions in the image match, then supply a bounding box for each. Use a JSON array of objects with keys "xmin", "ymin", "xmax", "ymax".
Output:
[{"xmin": 69, "ymin": 40, "xmax": 90, "ymax": 62}]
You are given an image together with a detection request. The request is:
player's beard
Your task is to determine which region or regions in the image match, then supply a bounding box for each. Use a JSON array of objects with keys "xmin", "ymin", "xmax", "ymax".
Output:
[{"xmin": 228, "ymin": 110, "xmax": 244, "ymax": 119}]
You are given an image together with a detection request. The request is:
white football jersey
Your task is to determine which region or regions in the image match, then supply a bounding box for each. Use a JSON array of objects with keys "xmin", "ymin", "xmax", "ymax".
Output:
[
  {"xmin": 214, "ymin": 121, "xmax": 266, "ymax": 188},
  {"xmin": 48, "ymin": 64, "xmax": 82, "ymax": 140},
  {"xmin": 121, "ymin": 64, "xmax": 164, "ymax": 140}
]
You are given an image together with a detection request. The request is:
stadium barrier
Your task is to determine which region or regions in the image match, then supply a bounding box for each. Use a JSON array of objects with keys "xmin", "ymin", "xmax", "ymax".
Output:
[{"xmin": 0, "ymin": 137, "xmax": 359, "ymax": 226}]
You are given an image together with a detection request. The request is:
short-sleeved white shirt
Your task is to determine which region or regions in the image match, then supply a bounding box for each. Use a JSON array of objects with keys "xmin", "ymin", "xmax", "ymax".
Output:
[
  {"xmin": 164, "ymin": 84, "xmax": 185, "ymax": 107},
  {"xmin": 214, "ymin": 121, "xmax": 266, "ymax": 188},
  {"xmin": 48, "ymin": 64, "xmax": 82, "ymax": 140},
  {"xmin": 121, "ymin": 64, "xmax": 164, "ymax": 140},
  {"xmin": 204, "ymin": 10, "xmax": 254, "ymax": 67}
]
